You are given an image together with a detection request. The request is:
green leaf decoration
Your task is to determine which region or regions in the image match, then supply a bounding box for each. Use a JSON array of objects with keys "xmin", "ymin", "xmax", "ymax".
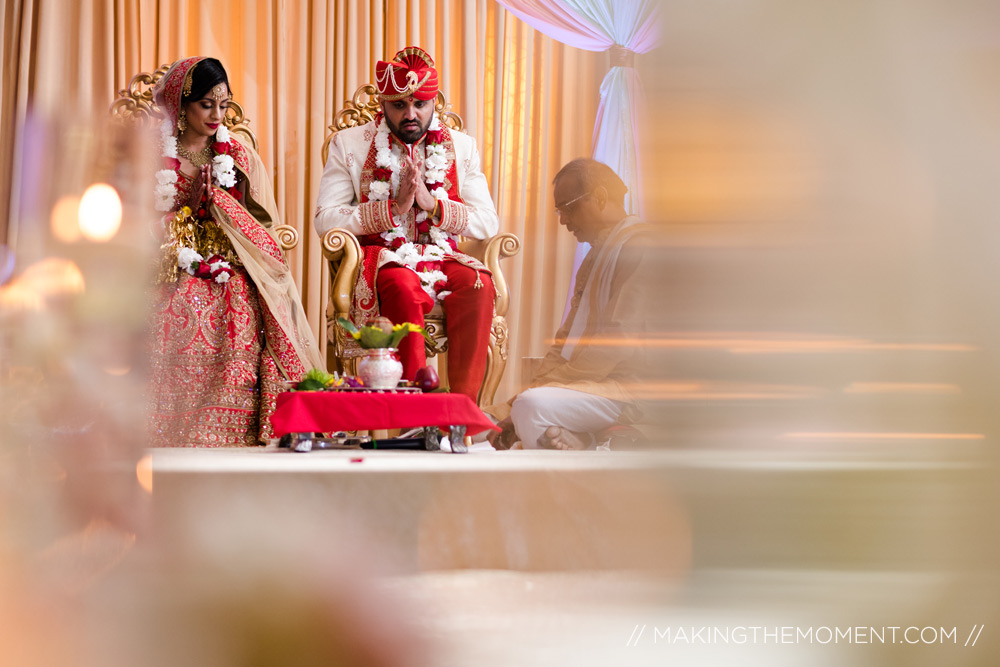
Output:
[
  {"xmin": 388, "ymin": 324, "xmax": 433, "ymax": 348},
  {"xmin": 339, "ymin": 317, "xmax": 430, "ymax": 349},
  {"xmin": 303, "ymin": 367, "xmax": 335, "ymax": 386},
  {"xmin": 388, "ymin": 328, "xmax": 409, "ymax": 349},
  {"xmin": 359, "ymin": 327, "xmax": 392, "ymax": 348},
  {"xmin": 296, "ymin": 378, "xmax": 326, "ymax": 391},
  {"xmin": 337, "ymin": 317, "xmax": 360, "ymax": 337}
]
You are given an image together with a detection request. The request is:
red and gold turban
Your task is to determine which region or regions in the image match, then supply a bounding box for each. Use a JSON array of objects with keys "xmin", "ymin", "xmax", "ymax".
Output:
[{"xmin": 375, "ymin": 46, "xmax": 439, "ymax": 101}]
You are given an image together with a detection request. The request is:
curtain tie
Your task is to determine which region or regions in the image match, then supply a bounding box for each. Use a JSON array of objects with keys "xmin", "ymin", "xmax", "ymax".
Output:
[{"xmin": 607, "ymin": 45, "xmax": 635, "ymax": 68}]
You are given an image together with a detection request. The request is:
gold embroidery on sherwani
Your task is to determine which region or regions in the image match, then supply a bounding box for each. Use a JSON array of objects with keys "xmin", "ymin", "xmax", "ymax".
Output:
[
  {"xmin": 439, "ymin": 198, "xmax": 469, "ymax": 235},
  {"xmin": 359, "ymin": 200, "xmax": 393, "ymax": 234}
]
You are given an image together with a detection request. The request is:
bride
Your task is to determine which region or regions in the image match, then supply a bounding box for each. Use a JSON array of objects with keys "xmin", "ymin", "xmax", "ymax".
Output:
[{"xmin": 148, "ymin": 57, "xmax": 323, "ymax": 447}]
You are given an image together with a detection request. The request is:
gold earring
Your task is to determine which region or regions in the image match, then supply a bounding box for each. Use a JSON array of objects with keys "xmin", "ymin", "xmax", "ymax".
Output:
[{"xmin": 177, "ymin": 111, "xmax": 187, "ymax": 132}]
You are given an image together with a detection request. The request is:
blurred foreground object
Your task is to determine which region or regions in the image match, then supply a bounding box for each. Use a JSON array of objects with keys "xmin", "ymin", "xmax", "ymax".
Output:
[{"xmin": 0, "ymin": 112, "xmax": 157, "ymax": 664}]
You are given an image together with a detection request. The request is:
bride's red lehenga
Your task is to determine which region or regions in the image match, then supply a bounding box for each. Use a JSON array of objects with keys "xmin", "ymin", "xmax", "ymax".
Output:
[
  {"xmin": 147, "ymin": 57, "xmax": 323, "ymax": 448},
  {"xmin": 148, "ymin": 172, "xmax": 268, "ymax": 447}
]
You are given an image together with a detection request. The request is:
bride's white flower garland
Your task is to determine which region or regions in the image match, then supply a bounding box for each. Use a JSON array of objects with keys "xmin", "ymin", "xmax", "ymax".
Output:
[
  {"xmin": 156, "ymin": 120, "xmax": 238, "ymax": 283},
  {"xmin": 366, "ymin": 115, "xmax": 458, "ymax": 301},
  {"xmin": 154, "ymin": 120, "xmax": 237, "ymax": 211},
  {"xmin": 153, "ymin": 119, "xmax": 180, "ymax": 211}
]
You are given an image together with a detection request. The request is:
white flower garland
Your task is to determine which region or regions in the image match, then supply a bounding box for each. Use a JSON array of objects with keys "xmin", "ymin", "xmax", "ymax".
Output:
[
  {"xmin": 154, "ymin": 119, "xmax": 179, "ymax": 211},
  {"xmin": 212, "ymin": 154, "xmax": 237, "ymax": 188},
  {"xmin": 176, "ymin": 245, "xmax": 234, "ymax": 284},
  {"xmin": 176, "ymin": 247, "xmax": 202, "ymax": 271},
  {"xmin": 154, "ymin": 120, "xmax": 237, "ymax": 211},
  {"xmin": 211, "ymin": 125, "xmax": 237, "ymax": 188},
  {"xmin": 368, "ymin": 116, "xmax": 458, "ymax": 301}
]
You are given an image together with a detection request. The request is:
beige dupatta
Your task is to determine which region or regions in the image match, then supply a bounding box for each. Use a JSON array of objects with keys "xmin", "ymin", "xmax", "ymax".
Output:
[{"xmin": 211, "ymin": 135, "xmax": 325, "ymax": 375}]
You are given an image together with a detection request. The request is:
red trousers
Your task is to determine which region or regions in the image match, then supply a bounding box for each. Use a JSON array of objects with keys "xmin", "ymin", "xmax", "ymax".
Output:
[{"xmin": 376, "ymin": 260, "xmax": 495, "ymax": 401}]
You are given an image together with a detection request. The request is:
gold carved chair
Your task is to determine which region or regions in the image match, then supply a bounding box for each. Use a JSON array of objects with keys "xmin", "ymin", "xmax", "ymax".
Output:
[
  {"xmin": 110, "ymin": 65, "xmax": 300, "ymax": 252},
  {"xmin": 321, "ymin": 84, "xmax": 520, "ymax": 407}
]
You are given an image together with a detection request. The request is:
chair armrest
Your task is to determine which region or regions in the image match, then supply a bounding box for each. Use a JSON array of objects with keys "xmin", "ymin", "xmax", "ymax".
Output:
[
  {"xmin": 322, "ymin": 228, "xmax": 363, "ymax": 319},
  {"xmin": 273, "ymin": 224, "xmax": 299, "ymax": 252},
  {"xmin": 459, "ymin": 233, "xmax": 520, "ymax": 318}
]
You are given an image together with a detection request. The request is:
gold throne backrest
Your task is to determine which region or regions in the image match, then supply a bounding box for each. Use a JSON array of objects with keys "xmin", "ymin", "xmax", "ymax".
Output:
[
  {"xmin": 110, "ymin": 64, "xmax": 258, "ymax": 151},
  {"xmin": 321, "ymin": 84, "xmax": 464, "ymax": 167}
]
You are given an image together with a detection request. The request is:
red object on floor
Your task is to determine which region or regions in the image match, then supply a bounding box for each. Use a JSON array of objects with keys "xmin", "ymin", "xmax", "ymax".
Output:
[{"xmin": 270, "ymin": 391, "xmax": 500, "ymax": 437}]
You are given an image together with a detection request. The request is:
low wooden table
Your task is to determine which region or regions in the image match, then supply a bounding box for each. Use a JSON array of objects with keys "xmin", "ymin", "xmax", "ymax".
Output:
[{"xmin": 270, "ymin": 391, "xmax": 499, "ymax": 451}]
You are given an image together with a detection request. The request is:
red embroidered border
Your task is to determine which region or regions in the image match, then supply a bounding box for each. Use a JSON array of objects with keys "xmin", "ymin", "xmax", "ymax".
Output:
[
  {"xmin": 228, "ymin": 138, "xmax": 252, "ymax": 176},
  {"xmin": 213, "ymin": 190, "xmax": 284, "ymax": 262}
]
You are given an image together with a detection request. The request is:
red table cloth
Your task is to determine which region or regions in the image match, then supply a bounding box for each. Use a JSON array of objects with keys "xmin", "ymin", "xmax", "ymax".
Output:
[{"xmin": 270, "ymin": 391, "xmax": 500, "ymax": 437}]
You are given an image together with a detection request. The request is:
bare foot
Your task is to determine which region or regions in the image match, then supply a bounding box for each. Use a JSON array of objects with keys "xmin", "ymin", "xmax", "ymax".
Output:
[{"xmin": 539, "ymin": 426, "xmax": 591, "ymax": 450}]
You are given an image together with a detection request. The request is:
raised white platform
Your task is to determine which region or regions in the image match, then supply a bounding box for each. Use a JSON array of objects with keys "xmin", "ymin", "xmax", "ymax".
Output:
[{"xmin": 149, "ymin": 446, "xmax": 985, "ymax": 574}]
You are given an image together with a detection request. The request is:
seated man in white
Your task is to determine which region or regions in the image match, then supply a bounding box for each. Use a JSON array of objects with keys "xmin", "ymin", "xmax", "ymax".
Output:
[{"xmin": 488, "ymin": 158, "xmax": 654, "ymax": 450}]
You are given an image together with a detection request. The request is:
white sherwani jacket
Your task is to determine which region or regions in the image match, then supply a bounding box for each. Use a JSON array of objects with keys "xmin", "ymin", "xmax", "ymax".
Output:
[
  {"xmin": 314, "ymin": 121, "xmax": 499, "ymax": 241},
  {"xmin": 313, "ymin": 120, "xmax": 500, "ymax": 324}
]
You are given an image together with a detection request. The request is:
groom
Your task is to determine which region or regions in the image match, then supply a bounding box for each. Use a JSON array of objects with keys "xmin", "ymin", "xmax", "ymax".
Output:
[{"xmin": 314, "ymin": 46, "xmax": 499, "ymax": 402}]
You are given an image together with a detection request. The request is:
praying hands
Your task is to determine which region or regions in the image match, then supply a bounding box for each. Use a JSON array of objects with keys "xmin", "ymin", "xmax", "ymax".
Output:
[{"xmin": 393, "ymin": 155, "xmax": 436, "ymax": 217}]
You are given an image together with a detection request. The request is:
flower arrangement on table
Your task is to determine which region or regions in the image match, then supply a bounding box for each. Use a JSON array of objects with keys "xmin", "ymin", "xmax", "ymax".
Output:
[
  {"xmin": 340, "ymin": 316, "xmax": 439, "ymax": 391},
  {"xmin": 293, "ymin": 317, "xmax": 436, "ymax": 392},
  {"xmin": 337, "ymin": 316, "xmax": 432, "ymax": 349},
  {"xmin": 294, "ymin": 368, "xmax": 365, "ymax": 391}
]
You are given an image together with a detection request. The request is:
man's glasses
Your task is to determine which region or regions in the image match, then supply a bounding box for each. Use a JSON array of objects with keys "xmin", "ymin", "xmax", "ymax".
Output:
[{"xmin": 555, "ymin": 191, "xmax": 592, "ymax": 217}]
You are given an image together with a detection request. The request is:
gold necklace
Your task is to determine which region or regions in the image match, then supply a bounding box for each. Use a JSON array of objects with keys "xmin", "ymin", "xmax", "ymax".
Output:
[{"xmin": 177, "ymin": 142, "xmax": 212, "ymax": 167}]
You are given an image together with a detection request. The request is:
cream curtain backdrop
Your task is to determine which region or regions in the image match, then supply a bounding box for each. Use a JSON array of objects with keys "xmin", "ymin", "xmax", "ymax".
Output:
[{"xmin": 1, "ymin": 0, "xmax": 601, "ymax": 402}]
